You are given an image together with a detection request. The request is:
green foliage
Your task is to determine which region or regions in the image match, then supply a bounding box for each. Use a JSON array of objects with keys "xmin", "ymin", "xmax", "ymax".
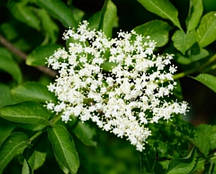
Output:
[
  {"xmin": 8, "ymin": 2, "xmax": 41, "ymax": 30},
  {"xmin": 36, "ymin": 0, "xmax": 77, "ymax": 27},
  {"xmin": 88, "ymin": 0, "xmax": 118, "ymax": 37},
  {"xmin": 21, "ymin": 159, "xmax": 30, "ymax": 174},
  {"xmin": 11, "ymin": 82, "xmax": 56, "ymax": 103},
  {"xmin": 0, "ymin": 102, "xmax": 51, "ymax": 125},
  {"xmin": 0, "ymin": 48, "xmax": 22, "ymax": 83},
  {"xmin": 1, "ymin": 0, "xmax": 216, "ymax": 173},
  {"xmin": 28, "ymin": 151, "xmax": 46, "ymax": 171},
  {"xmin": 186, "ymin": 0, "xmax": 203, "ymax": 32},
  {"xmin": 176, "ymin": 48, "xmax": 209, "ymax": 65},
  {"xmin": 0, "ymin": 122, "xmax": 15, "ymax": 147},
  {"xmin": 134, "ymin": 20, "xmax": 171, "ymax": 47},
  {"xmin": 196, "ymin": 12, "xmax": 216, "ymax": 47},
  {"xmin": 27, "ymin": 44, "xmax": 60, "ymax": 66},
  {"xmin": 138, "ymin": 0, "xmax": 181, "ymax": 29},
  {"xmin": 0, "ymin": 132, "xmax": 28, "ymax": 174},
  {"xmin": 36, "ymin": 9, "xmax": 59, "ymax": 44},
  {"xmin": 194, "ymin": 73, "xmax": 216, "ymax": 93},
  {"xmin": 167, "ymin": 150, "xmax": 197, "ymax": 174},
  {"xmin": 193, "ymin": 124, "xmax": 216, "ymax": 156},
  {"xmin": 73, "ymin": 122, "xmax": 96, "ymax": 146},
  {"xmin": 0, "ymin": 83, "xmax": 14, "ymax": 108},
  {"xmin": 172, "ymin": 30, "xmax": 196, "ymax": 54},
  {"xmin": 48, "ymin": 124, "xmax": 80, "ymax": 174}
]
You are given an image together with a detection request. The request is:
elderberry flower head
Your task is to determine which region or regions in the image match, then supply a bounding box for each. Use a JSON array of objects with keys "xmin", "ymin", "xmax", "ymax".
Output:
[{"xmin": 46, "ymin": 21, "xmax": 188, "ymax": 151}]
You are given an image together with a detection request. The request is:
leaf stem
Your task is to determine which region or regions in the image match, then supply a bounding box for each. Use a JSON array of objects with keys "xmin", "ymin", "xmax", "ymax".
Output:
[
  {"xmin": 29, "ymin": 131, "xmax": 43, "ymax": 144},
  {"xmin": 173, "ymin": 54, "xmax": 216, "ymax": 80},
  {"xmin": 49, "ymin": 114, "xmax": 62, "ymax": 125}
]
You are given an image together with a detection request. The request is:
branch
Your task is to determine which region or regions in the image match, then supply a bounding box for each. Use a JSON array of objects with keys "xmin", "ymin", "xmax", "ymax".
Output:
[{"xmin": 0, "ymin": 34, "xmax": 57, "ymax": 77}]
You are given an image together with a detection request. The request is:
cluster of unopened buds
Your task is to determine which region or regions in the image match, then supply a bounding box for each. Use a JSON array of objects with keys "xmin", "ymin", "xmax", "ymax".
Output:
[{"xmin": 46, "ymin": 21, "xmax": 188, "ymax": 151}]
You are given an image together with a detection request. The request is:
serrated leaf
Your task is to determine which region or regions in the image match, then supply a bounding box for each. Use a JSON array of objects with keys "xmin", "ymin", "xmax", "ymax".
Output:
[
  {"xmin": 22, "ymin": 159, "xmax": 30, "ymax": 174},
  {"xmin": 193, "ymin": 73, "xmax": 216, "ymax": 93},
  {"xmin": 8, "ymin": 2, "xmax": 40, "ymax": 30},
  {"xmin": 138, "ymin": 0, "xmax": 181, "ymax": 29},
  {"xmin": 134, "ymin": 20, "xmax": 171, "ymax": 47},
  {"xmin": 172, "ymin": 30, "xmax": 196, "ymax": 54},
  {"xmin": 0, "ymin": 48, "xmax": 22, "ymax": 83},
  {"xmin": 27, "ymin": 44, "xmax": 60, "ymax": 66},
  {"xmin": 0, "ymin": 102, "xmax": 51, "ymax": 125},
  {"xmin": 186, "ymin": 0, "xmax": 203, "ymax": 32},
  {"xmin": 36, "ymin": 9, "xmax": 59, "ymax": 44},
  {"xmin": 37, "ymin": 0, "xmax": 77, "ymax": 27},
  {"xmin": 11, "ymin": 82, "xmax": 56, "ymax": 103},
  {"xmin": 0, "ymin": 122, "xmax": 15, "ymax": 147},
  {"xmin": 28, "ymin": 151, "xmax": 46, "ymax": 171},
  {"xmin": 0, "ymin": 132, "xmax": 28, "ymax": 174},
  {"xmin": 196, "ymin": 12, "xmax": 216, "ymax": 47},
  {"xmin": 0, "ymin": 83, "xmax": 13, "ymax": 108},
  {"xmin": 73, "ymin": 122, "xmax": 96, "ymax": 146},
  {"xmin": 88, "ymin": 0, "xmax": 118, "ymax": 37},
  {"xmin": 48, "ymin": 124, "xmax": 79, "ymax": 174}
]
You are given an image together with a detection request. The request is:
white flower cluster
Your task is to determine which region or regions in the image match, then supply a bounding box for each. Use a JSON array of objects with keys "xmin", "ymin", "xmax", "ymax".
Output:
[{"xmin": 46, "ymin": 21, "xmax": 188, "ymax": 151}]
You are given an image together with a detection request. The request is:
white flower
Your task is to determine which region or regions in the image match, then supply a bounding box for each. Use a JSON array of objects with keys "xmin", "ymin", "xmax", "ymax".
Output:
[{"xmin": 46, "ymin": 21, "xmax": 188, "ymax": 151}]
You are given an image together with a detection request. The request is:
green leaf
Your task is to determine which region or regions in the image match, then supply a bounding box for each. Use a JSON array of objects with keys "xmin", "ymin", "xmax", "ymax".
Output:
[
  {"xmin": 88, "ymin": 11, "xmax": 101, "ymax": 30},
  {"xmin": 0, "ymin": 122, "xmax": 15, "ymax": 147},
  {"xmin": 193, "ymin": 73, "xmax": 216, "ymax": 93},
  {"xmin": 36, "ymin": 0, "xmax": 77, "ymax": 27},
  {"xmin": 36, "ymin": 9, "xmax": 59, "ymax": 44},
  {"xmin": 196, "ymin": 12, "xmax": 216, "ymax": 47},
  {"xmin": 0, "ymin": 102, "xmax": 51, "ymax": 125},
  {"xmin": 88, "ymin": 0, "xmax": 118, "ymax": 37},
  {"xmin": 0, "ymin": 48, "xmax": 22, "ymax": 83},
  {"xmin": 22, "ymin": 159, "xmax": 30, "ymax": 174},
  {"xmin": 27, "ymin": 44, "xmax": 60, "ymax": 66},
  {"xmin": 189, "ymin": 48, "xmax": 209, "ymax": 62},
  {"xmin": 138, "ymin": 0, "xmax": 181, "ymax": 29},
  {"xmin": 0, "ymin": 22, "xmax": 18, "ymax": 40},
  {"xmin": 48, "ymin": 124, "xmax": 79, "ymax": 174},
  {"xmin": 28, "ymin": 151, "xmax": 46, "ymax": 171},
  {"xmin": 101, "ymin": 0, "xmax": 118, "ymax": 38},
  {"xmin": 167, "ymin": 150, "xmax": 197, "ymax": 174},
  {"xmin": 11, "ymin": 82, "xmax": 56, "ymax": 103},
  {"xmin": 71, "ymin": 7, "xmax": 85, "ymax": 24},
  {"xmin": 193, "ymin": 124, "xmax": 216, "ymax": 156},
  {"xmin": 176, "ymin": 49, "xmax": 209, "ymax": 65},
  {"xmin": 0, "ymin": 132, "xmax": 28, "ymax": 174},
  {"xmin": 0, "ymin": 83, "xmax": 13, "ymax": 108},
  {"xmin": 134, "ymin": 20, "xmax": 171, "ymax": 47},
  {"xmin": 186, "ymin": 0, "xmax": 203, "ymax": 32},
  {"xmin": 172, "ymin": 30, "xmax": 196, "ymax": 54},
  {"xmin": 8, "ymin": 2, "xmax": 40, "ymax": 30},
  {"xmin": 73, "ymin": 122, "xmax": 96, "ymax": 146}
]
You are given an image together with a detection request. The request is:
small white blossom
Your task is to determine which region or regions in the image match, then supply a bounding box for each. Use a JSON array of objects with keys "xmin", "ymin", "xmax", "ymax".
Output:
[{"xmin": 46, "ymin": 21, "xmax": 188, "ymax": 151}]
